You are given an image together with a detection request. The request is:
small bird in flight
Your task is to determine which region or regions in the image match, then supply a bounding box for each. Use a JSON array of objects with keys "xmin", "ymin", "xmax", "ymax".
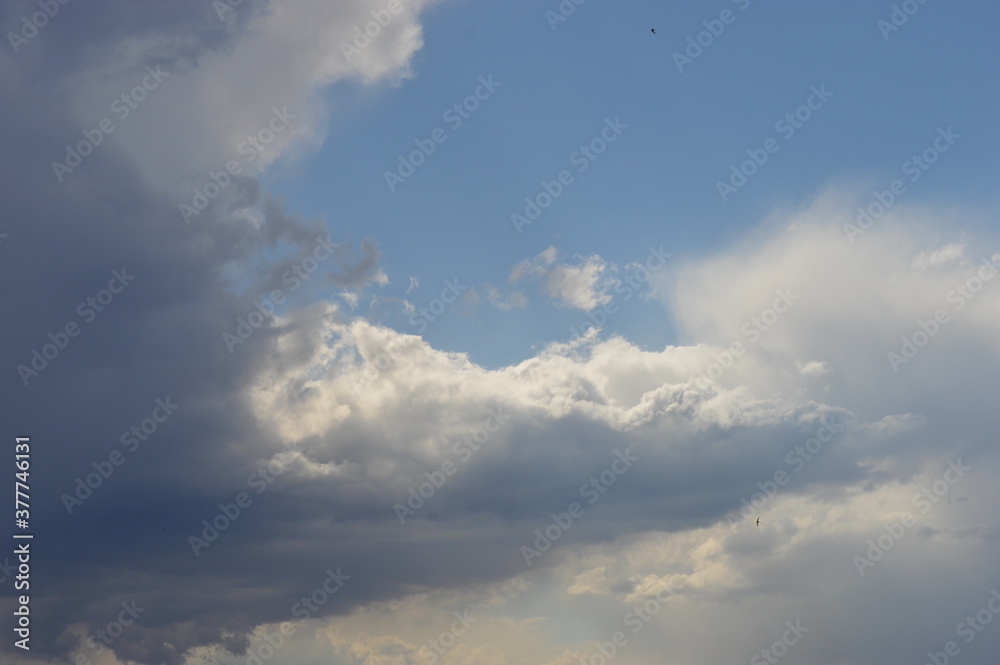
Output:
[
  {"xmin": 756, "ymin": 517, "xmax": 760, "ymax": 527},
  {"xmin": 650, "ymin": 28, "xmax": 656, "ymax": 34}
]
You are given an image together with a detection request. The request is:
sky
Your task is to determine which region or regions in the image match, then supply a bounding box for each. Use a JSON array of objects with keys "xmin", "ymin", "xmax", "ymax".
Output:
[{"xmin": 1, "ymin": 1, "xmax": 1000, "ymax": 664}]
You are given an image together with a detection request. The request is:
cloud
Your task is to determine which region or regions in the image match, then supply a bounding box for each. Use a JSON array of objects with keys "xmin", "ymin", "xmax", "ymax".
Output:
[
  {"xmin": 0, "ymin": 0, "xmax": 431, "ymax": 663},
  {"xmin": 217, "ymin": 195, "xmax": 998, "ymax": 664},
  {"xmin": 46, "ymin": 0, "xmax": 437, "ymax": 193},
  {"xmin": 484, "ymin": 283, "xmax": 528, "ymax": 311},
  {"xmin": 326, "ymin": 237, "xmax": 389, "ymax": 290},
  {"xmin": 4, "ymin": 0, "xmax": 999, "ymax": 661},
  {"xmin": 911, "ymin": 242, "xmax": 966, "ymax": 272},
  {"xmin": 8, "ymin": 172, "xmax": 1000, "ymax": 665},
  {"xmin": 510, "ymin": 246, "xmax": 614, "ymax": 311},
  {"xmin": 795, "ymin": 360, "xmax": 830, "ymax": 376}
]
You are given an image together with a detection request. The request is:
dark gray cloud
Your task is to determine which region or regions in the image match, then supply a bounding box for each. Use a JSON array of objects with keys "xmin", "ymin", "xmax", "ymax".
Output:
[{"xmin": 0, "ymin": 2, "xmax": 393, "ymax": 663}]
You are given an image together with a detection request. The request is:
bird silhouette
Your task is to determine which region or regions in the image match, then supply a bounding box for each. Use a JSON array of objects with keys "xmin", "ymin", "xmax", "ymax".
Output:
[
  {"xmin": 650, "ymin": 28, "xmax": 656, "ymax": 34},
  {"xmin": 756, "ymin": 517, "xmax": 760, "ymax": 527}
]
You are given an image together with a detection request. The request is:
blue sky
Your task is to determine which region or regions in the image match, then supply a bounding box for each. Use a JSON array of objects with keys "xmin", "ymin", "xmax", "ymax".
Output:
[
  {"xmin": 4, "ymin": 1, "xmax": 1000, "ymax": 664},
  {"xmin": 260, "ymin": 0, "xmax": 1000, "ymax": 368}
]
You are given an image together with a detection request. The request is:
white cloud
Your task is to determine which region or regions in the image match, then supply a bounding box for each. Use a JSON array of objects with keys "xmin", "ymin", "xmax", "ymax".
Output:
[
  {"xmin": 62, "ymin": 0, "xmax": 437, "ymax": 193},
  {"xmin": 795, "ymin": 360, "xmax": 830, "ymax": 376},
  {"xmin": 510, "ymin": 246, "xmax": 615, "ymax": 311},
  {"xmin": 912, "ymin": 242, "xmax": 966, "ymax": 272},
  {"xmin": 224, "ymin": 192, "xmax": 1000, "ymax": 665}
]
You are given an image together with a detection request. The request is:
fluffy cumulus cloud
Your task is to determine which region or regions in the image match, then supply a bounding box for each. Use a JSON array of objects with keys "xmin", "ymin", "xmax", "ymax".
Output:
[{"xmin": 2, "ymin": 2, "xmax": 1000, "ymax": 665}]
